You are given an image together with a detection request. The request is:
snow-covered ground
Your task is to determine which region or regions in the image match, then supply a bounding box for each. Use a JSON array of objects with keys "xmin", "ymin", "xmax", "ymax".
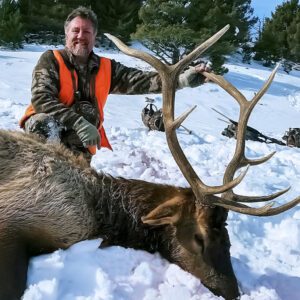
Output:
[{"xmin": 0, "ymin": 42, "xmax": 300, "ymax": 300}]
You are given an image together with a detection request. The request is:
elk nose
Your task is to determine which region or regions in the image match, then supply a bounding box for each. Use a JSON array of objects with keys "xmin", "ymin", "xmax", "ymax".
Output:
[{"xmin": 208, "ymin": 277, "xmax": 240, "ymax": 300}]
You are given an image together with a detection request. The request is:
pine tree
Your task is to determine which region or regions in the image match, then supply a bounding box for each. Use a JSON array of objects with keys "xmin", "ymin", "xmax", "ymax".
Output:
[
  {"xmin": 187, "ymin": 0, "xmax": 257, "ymax": 72},
  {"xmin": 20, "ymin": 0, "xmax": 68, "ymax": 34},
  {"xmin": 287, "ymin": 9, "xmax": 300, "ymax": 62},
  {"xmin": 254, "ymin": 0, "xmax": 300, "ymax": 69},
  {"xmin": 0, "ymin": 0, "xmax": 24, "ymax": 48},
  {"xmin": 133, "ymin": 0, "xmax": 257, "ymax": 73},
  {"xmin": 133, "ymin": 0, "xmax": 197, "ymax": 64},
  {"xmin": 18, "ymin": 0, "xmax": 88, "ymax": 43},
  {"xmin": 17, "ymin": 0, "xmax": 141, "ymax": 45},
  {"xmin": 253, "ymin": 24, "xmax": 277, "ymax": 66},
  {"xmin": 95, "ymin": 0, "xmax": 142, "ymax": 43}
]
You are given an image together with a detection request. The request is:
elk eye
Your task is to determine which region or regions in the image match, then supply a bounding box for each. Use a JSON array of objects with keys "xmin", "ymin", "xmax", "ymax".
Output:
[{"xmin": 194, "ymin": 234, "xmax": 204, "ymax": 249}]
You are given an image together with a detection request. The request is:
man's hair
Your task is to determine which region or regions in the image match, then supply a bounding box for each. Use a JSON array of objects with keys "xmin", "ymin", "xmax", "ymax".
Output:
[{"xmin": 64, "ymin": 6, "xmax": 98, "ymax": 34}]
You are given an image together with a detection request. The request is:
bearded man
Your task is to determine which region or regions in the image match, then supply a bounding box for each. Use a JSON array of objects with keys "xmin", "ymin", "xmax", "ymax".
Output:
[{"xmin": 20, "ymin": 6, "xmax": 210, "ymax": 162}]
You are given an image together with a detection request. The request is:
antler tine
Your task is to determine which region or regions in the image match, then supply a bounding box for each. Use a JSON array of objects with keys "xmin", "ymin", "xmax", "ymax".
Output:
[
  {"xmin": 203, "ymin": 71, "xmax": 247, "ymax": 106},
  {"xmin": 173, "ymin": 25, "xmax": 230, "ymax": 75},
  {"xmin": 214, "ymin": 194, "xmax": 300, "ymax": 216},
  {"xmin": 250, "ymin": 64, "xmax": 280, "ymax": 109},
  {"xmin": 220, "ymin": 187, "xmax": 290, "ymax": 206},
  {"xmin": 173, "ymin": 105, "xmax": 197, "ymax": 129},
  {"xmin": 104, "ymin": 33, "xmax": 166, "ymax": 73},
  {"xmin": 240, "ymin": 151, "xmax": 276, "ymax": 168}
]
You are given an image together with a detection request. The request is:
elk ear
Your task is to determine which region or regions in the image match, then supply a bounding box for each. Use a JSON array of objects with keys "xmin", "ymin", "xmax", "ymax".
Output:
[{"xmin": 141, "ymin": 196, "xmax": 186, "ymax": 226}]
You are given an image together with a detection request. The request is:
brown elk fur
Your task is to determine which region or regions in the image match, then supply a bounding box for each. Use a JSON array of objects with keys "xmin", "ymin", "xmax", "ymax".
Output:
[{"xmin": 0, "ymin": 129, "xmax": 239, "ymax": 300}]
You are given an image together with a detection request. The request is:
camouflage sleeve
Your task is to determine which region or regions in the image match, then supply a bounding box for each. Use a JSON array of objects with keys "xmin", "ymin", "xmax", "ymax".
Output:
[
  {"xmin": 109, "ymin": 60, "xmax": 207, "ymax": 94},
  {"xmin": 31, "ymin": 50, "xmax": 81, "ymax": 129},
  {"xmin": 109, "ymin": 60, "xmax": 163, "ymax": 94}
]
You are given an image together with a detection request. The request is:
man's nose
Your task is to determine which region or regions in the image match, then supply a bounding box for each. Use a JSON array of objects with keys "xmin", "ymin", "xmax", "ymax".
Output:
[{"xmin": 77, "ymin": 30, "xmax": 84, "ymax": 38}]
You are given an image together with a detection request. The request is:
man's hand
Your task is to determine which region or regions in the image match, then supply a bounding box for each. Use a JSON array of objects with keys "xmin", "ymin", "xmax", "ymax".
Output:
[
  {"xmin": 178, "ymin": 62, "xmax": 211, "ymax": 88},
  {"xmin": 72, "ymin": 116, "xmax": 101, "ymax": 149}
]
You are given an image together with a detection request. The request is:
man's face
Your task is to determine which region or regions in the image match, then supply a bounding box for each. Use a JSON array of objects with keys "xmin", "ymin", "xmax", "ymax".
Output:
[{"xmin": 65, "ymin": 16, "xmax": 96, "ymax": 58}]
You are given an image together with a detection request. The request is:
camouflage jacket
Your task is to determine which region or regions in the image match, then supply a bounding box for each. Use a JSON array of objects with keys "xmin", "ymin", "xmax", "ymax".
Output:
[{"xmin": 31, "ymin": 48, "xmax": 163, "ymax": 130}]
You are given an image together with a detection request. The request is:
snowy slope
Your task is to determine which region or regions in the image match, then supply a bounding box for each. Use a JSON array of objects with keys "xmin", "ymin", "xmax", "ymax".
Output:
[{"xmin": 0, "ymin": 43, "xmax": 300, "ymax": 300}]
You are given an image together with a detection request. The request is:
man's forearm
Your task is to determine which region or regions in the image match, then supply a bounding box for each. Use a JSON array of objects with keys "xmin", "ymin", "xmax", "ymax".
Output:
[{"xmin": 109, "ymin": 60, "xmax": 162, "ymax": 95}]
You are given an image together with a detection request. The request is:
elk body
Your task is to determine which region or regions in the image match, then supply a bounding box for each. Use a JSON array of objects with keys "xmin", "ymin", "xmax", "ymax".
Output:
[
  {"xmin": 0, "ymin": 130, "xmax": 238, "ymax": 299},
  {"xmin": 1, "ymin": 26, "xmax": 300, "ymax": 300}
]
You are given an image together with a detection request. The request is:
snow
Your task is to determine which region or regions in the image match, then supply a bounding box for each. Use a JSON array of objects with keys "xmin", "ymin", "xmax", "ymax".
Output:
[{"xmin": 0, "ymin": 43, "xmax": 300, "ymax": 300}]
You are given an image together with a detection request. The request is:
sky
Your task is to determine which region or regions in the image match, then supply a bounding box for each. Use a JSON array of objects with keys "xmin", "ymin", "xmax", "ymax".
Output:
[
  {"xmin": 252, "ymin": 0, "xmax": 287, "ymax": 20},
  {"xmin": 0, "ymin": 42, "xmax": 300, "ymax": 299}
]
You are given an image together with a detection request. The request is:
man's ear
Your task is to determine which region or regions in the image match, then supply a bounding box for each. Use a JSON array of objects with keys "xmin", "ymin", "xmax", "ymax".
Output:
[{"xmin": 141, "ymin": 196, "xmax": 186, "ymax": 226}]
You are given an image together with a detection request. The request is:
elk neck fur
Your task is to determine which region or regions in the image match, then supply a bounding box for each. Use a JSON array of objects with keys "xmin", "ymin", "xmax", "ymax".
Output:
[{"xmin": 0, "ymin": 130, "xmax": 198, "ymax": 255}]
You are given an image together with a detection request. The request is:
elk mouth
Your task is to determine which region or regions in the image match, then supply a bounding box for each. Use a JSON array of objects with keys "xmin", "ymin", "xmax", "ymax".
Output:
[
  {"xmin": 201, "ymin": 271, "xmax": 240, "ymax": 300},
  {"xmin": 190, "ymin": 250, "xmax": 239, "ymax": 300}
]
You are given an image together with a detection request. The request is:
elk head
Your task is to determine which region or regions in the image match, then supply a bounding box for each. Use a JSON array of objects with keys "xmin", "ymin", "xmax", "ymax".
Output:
[{"xmin": 105, "ymin": 27, "xmax": 300, "ymax": 299}]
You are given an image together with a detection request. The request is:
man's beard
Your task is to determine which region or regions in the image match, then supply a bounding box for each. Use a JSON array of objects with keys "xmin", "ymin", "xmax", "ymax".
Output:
[{"xmin": 70, "ymin": 43, "xmax": 90, "ymax": 58}]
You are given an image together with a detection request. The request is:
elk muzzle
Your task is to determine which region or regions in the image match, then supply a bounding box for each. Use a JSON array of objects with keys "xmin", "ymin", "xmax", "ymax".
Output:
[
  {"xmin": 200, "ymin": 228, "xmax": 239, "ymax": 300},
  {"xmin": 202, "ymin": 270, "xmax": 239, "ymax": 300},
  {"xmin": 191, "ymin": 254, "xmax": 239, "ymax": 300}
]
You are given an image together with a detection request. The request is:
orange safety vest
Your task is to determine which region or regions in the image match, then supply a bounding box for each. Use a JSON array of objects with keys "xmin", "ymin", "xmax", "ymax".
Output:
[{"xmin": 19, "ymin": 50, "xmax": 112, "ymax": 154}]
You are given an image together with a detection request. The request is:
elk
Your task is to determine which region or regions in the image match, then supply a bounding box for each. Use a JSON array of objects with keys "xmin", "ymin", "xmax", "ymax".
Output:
[{"xmin": 0, "ymin": 25, "xmax": 299, "ymax": 300}]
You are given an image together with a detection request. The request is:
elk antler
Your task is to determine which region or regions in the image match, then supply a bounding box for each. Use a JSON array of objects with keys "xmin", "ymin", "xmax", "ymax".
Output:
[
  {"xmin": 200, "ymin": 67, "xmax": 300, "ymax": 215},
  {"xmin": 105, "ymin": 27, "xmax": 300, "ymax": 216}
]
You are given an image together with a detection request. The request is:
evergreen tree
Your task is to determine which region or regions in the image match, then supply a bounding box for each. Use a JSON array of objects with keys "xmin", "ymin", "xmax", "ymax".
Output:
[
  {"xmin": 134, "ymin": 0, "xmax": 257, "ymax": 73},
  {"xmin": 19, "ymin": 0, "xmax": 68, "ymax": 34},
  {"xmin": 18, "ymin": 0, "xmax": 98, "ymax": 43},
  {"xmin": 96, "ymin": 0, "xmax": 142, "ymax": 43},
  {"xmin": 253, "ymin": 24, "xmax": 277, "ymax": 66},
  {"xmin": 133, "ymin": 0, "xmax": 195, "ymax": 64},
  {"xmin": 17, "ymin": 0, "xmax": 141, "ymax": 45},
  {"xmin": 287, "ymin": 8, "xmax": 300, "ymax": 62},
  {"xmin": 254, "ymin": 0, "xmax": 300, "ymax": 69},
  {"xmin": 0, "ymin": 0, "xmax": 24, "ymax": 48},
  {"xmin": 187, "ymin": 0, "xmax": 257, "ymax": 72}
]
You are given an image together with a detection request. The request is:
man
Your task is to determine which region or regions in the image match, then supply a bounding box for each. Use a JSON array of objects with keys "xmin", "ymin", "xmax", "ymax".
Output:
[{"xmin": 20, "ymin": 6, "xmax": 210, "ymax": 162}]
